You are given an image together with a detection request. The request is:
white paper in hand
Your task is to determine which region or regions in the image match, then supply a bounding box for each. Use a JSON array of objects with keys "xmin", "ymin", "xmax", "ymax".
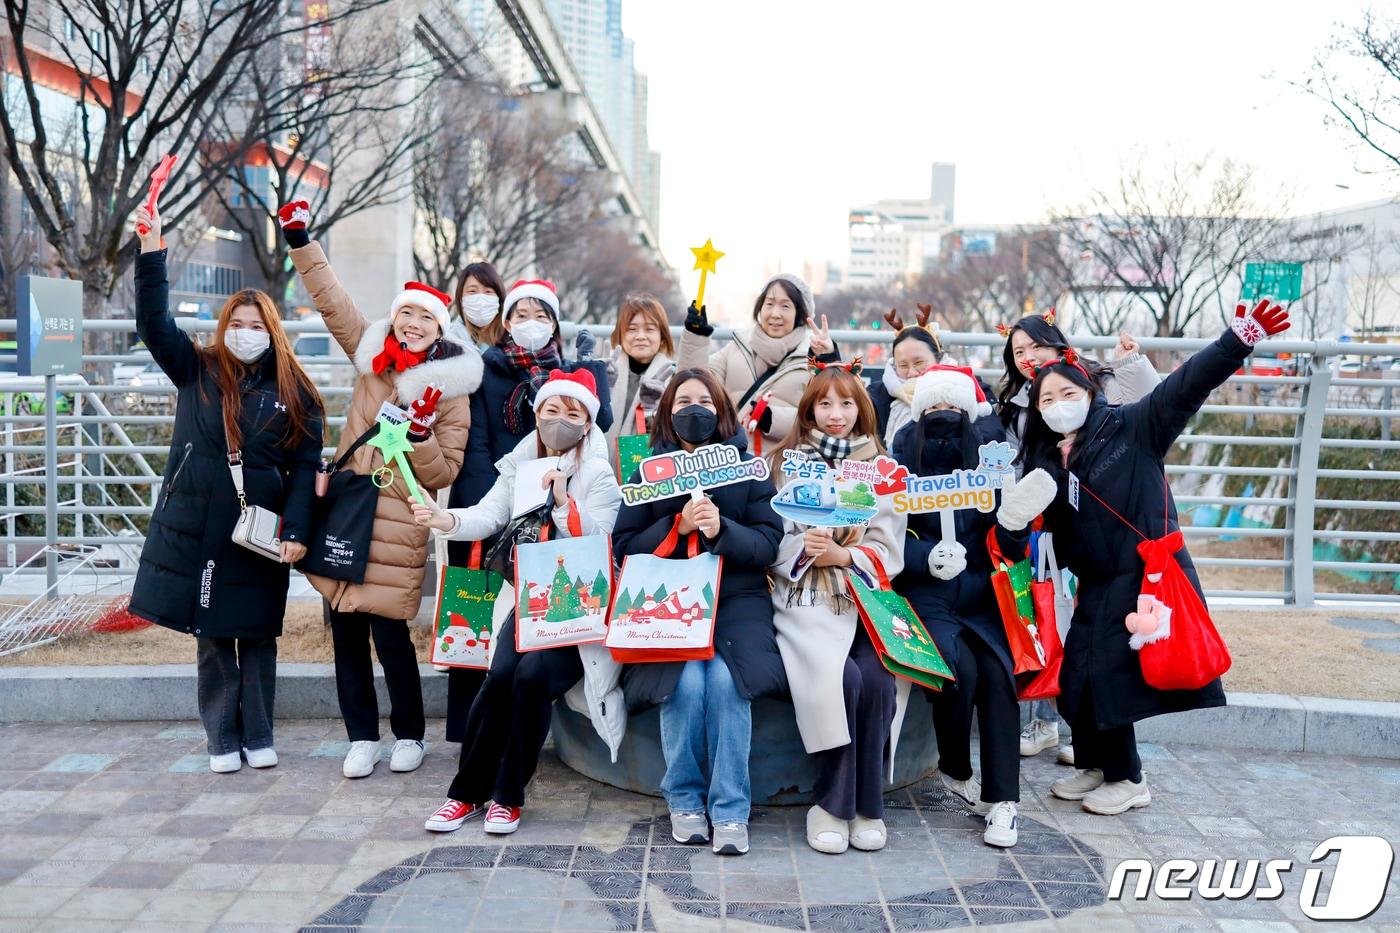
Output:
[{"xmin": 513, "ymin": 457, "xmax": 561, "ymax": 518}]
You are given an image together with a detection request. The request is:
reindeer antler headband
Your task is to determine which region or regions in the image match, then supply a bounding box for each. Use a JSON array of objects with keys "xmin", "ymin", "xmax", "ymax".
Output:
[
  {"xmin": 1018, "ymin": 345, "xmax": 1092, "ymax": 383},
  {"xmin": 997, "ymin": 307, "xmax": 1058, "ymax": 341},
  {"xmin": 884, "ymin": 304, "xmax": 943, "ymax": 354},
  {"xmin": 808, "ymin": 348, "xmax": 863, "ymax": 376}
]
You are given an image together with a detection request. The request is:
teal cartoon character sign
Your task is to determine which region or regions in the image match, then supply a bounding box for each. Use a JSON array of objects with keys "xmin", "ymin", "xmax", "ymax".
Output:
[{"xmin": 770, "ymin": 452, "xmax": 908, "ymax": 528}]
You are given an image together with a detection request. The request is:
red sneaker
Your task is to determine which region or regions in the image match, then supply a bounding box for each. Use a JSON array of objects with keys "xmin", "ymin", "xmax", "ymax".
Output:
[
  {"xmin": 424, "ymin": 799, "xmax": 482, "ymax": 832},
  {"xmin": 483, "ymin": 802, "xmax": 522, "ymax": 834}
]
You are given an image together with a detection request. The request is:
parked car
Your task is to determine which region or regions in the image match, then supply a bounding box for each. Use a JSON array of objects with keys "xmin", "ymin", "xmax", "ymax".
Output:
[{"xmin": 294, "ymin": 334, "xmax": 337, "ymax": 386}]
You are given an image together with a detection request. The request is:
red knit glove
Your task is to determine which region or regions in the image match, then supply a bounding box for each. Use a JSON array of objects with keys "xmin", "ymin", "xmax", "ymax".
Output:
[
  {"xmin": 408, "ymin": 385, "xmax": 443, "ymax": 439},
  {"xmin": 278, "ymin": 201, "xmax": 311, "ymax": 248},
  {"xmin": 1230, "ymin": 299, "xmax": 1289, "ymax": 347}
]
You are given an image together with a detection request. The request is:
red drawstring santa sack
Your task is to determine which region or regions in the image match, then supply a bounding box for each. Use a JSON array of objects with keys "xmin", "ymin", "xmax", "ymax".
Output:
[{"xmin": 1081, "ymin": 476, "xmax": 1231, "ymax": 692}]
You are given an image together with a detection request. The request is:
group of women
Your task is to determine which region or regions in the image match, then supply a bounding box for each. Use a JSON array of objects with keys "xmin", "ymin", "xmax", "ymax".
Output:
[{"xmin": 128, "ymin": 199, "xmax": 1289, "ymax": 858}]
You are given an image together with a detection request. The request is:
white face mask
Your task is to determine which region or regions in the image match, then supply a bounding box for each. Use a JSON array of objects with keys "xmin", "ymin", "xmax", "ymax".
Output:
[
  {"xmin": 510, "ymin": 318, "xmax": 554, "ymax": 353},
  {"xmin": 224, "ymin": 328, "xmax": 270, "ymax": 364},
  {"xmin": 1040, "ymin": 397, "xmax": 1089, "ymax": 435},
  {"xmin": 881, "ymin": 365, "xmax": 905, "ymax": 397},
  {"xmin": 460, "ymin": 293, "xmax": 501, "ymax": 327}
]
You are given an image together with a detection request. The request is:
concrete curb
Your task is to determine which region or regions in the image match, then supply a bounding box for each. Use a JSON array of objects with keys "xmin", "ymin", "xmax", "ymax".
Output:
[{"xmin": 2, "ymin": 666, "xmax": 1399, "ymax": 759}]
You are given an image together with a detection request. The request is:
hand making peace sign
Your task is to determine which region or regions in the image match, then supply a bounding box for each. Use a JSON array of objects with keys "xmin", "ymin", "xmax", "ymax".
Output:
[{"xmin": 809, "ymin": 314, "xmax": 834, "ymax": 356}]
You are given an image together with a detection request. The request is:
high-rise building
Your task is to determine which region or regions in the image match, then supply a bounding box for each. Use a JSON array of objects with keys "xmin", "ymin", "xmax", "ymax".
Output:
[{"xmin": 845, "ymin": 163, "xmax": 956, "ymax": 289}]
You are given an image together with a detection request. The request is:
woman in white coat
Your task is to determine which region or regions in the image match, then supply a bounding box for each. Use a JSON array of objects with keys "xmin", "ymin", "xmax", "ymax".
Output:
[
  {"xmin": 767, "ymin": 362, "xmax": 908, "ymax": 855},
  {"xmin": 413, "ymin": 369, "xmax": 623, "ymax": 836}
]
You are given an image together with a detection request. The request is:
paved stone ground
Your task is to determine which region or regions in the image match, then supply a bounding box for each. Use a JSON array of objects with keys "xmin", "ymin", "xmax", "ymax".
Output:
[{"xmin": 0, "ymin": 719, "xmax": 1398, "ymax": 932}]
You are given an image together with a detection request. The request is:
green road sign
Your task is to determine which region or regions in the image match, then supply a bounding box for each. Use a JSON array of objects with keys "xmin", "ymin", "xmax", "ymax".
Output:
[{"xmin": 1241, "ymin": 262, "xmax": 1303, "ymax": 302}]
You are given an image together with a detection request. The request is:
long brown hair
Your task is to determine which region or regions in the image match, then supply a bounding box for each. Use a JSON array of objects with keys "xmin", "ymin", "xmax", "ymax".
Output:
[
  {"xmin": 768, "ymin": 367, "xmax": 884, "ymax": 472},
  {"xmin": 609, "ymin": 294, "xmax": 674, "ymax": 358},
  {"xmin": 202, "ymin": 289, "xmax": 321, "ymax": 451},
  {"xmin": 650, "ymin": 368, "xmax": 739, "ymax": 452}
]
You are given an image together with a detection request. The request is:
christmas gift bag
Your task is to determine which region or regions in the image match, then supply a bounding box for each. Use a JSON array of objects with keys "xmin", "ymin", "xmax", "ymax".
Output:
[
  {"xmin": 431, "ymin": 540, "xmax": 504, "ymax": 669},
  {"xmin": 1020, "ymin": 532, "xmax": 1071, "ymax": 700},
  {"xmin": 606, "ymin": 519, "xmax": 721, "ymax": 663},
  {"xmin": 615, "ymin": 405, "xmax": 652, "ymax": 483},
  {"xmin": 986, "ymin": 527, "xmax": 1048, "ymax": 677},
  {"xmin": 513, "ymin": 534, "xmax": 613, "ymax": 652},
  {"xmin": 848, "ymin": 546, "xmax": 954, "ymax": 691}
]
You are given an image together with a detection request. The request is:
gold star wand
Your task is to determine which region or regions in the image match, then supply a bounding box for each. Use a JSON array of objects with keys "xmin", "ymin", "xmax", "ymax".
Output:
[
  {"xmin": 365, "ymin": 416, "xmax": 427, "ymax": 505},
  {"xmin": 690, "ymin": 238, "xmax": 724, "ymax": 310}
]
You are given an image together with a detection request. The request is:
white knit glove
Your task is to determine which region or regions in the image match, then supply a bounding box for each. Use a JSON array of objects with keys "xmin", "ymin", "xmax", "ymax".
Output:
[
  {"xmin": 928, "ymin": 541, "xmax": 967, "ymax": 580},
  {"xmin": 997, "ymin": 468, "xmax": 1057, "ymax": 532}
]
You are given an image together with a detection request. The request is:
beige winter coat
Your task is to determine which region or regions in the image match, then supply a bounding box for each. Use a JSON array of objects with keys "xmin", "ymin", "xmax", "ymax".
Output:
[
  {"xmin": 291, "ymin": 241, "xmax": 483, "ymax": 620},
  {"xmin": 770, "ymin": 463, "xmax": 910, "ymax": 768},
  {"xmin": 677, "ymin": 326, "xmax": 813, "ymax": 448}
]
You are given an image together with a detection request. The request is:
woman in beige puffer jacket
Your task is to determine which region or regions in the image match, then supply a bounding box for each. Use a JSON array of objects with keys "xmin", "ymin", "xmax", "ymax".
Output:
[{"xmin": 283, "ymin": 202, "xmax": 481, "ymax": 778}]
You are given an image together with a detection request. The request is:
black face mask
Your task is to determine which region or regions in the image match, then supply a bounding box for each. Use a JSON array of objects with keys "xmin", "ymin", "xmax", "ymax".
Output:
[
  {"xmin": 921, "ymin": 409, "xmax": 964, "ymax": 438},
  {"xmin": 672, "ymin": 405, "xmax": 718, "ymax": 445}
]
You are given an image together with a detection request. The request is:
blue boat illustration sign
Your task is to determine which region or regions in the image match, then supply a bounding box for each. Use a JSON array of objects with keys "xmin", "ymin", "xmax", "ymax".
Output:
[{"xmin": 771, "ymin": 450, "xmax": 888, "ymax": 527}]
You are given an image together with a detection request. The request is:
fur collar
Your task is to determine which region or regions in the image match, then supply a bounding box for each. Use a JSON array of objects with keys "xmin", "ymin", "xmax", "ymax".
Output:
[{"xmin": 352, "ymin": 318, "xmax": 483, "ymax": 404}]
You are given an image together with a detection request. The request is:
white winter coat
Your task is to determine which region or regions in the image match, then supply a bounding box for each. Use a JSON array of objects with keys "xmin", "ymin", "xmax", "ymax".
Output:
[
  {"xmin": 438, "ymin": 425, "xmax": 628, "ymax": 760},
  {"xmin": 769, "ymin": 474, "xmax": 911, "ymax": 777}
]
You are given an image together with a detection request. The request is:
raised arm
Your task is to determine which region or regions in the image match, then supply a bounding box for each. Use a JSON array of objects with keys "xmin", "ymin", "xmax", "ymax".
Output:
[
  {"xmin": 132, "ymin": 207, "xmax": 199, "ymax": 387},
  {"xmin": 279, "ymin": 203, "xmax": 368, "ymax": 357}
]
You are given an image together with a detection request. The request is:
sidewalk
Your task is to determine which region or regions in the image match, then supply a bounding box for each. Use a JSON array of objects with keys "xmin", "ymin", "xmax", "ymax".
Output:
[{"xmin": 0, "ymin": 719, "xmax": 1398, "ymax": 932}]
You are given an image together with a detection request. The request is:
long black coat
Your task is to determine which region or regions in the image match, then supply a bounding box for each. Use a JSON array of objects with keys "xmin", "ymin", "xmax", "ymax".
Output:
[
  {"xmin": 449, "ymin": 345, "xmax": 612, "ymax": 526},
  {"xmin": 128, "ymin": 249, "xmax": 323, "ymax": 640},
  {"xmin": 611, "ymin": 439, "xmax": 785, "ymax": 710},
  {"xmin": 890, "ymin": 416, "xmax": 1027, "ymax": 681},
  {"xmin": 1031, "ymin": 330, "xmax": 1247, "ymax": 730}
]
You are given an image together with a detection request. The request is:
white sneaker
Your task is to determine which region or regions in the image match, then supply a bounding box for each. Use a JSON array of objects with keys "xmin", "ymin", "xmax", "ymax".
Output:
[
  {"xmin": 343, "ymin": 740, "xmax": 380, "ymax": 779},
  {"xmin": 209, "ymin": 752, "xmax": 241, "ymax": 774},
  {"xmin": 389, "ymin": 739, "xmax": 425, "ymax": 773},
  {"xmin": 984, "ymin": 801, "xmax": 1018, "ymax": 848},
  {"xmin": 939, "ymin": 772, "xmax": 991, "ymax": 815},
  {"xmin": 1056, "ymin": 744, "xmax": 1075, "ymax": 766},
  {"xmin": 1050, "ymin": 768, "xmax": 1105, "ymax": 801},
  {"xmin": 1082, "ymin": 776, "xmax": 1151, "ymax": 815},
  {"xmin": 242, "ymin": 747, "xmax": 278, "ymax": 769},
  {"xmin": 1019, "ymin": 719, "xmax": 1059, "ymax": 757}
]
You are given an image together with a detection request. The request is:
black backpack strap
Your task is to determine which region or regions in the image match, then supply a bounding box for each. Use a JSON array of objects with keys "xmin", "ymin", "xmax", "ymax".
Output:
[{"xmin": 332, "ymin": 422, "xmax": 382, "ymax": 472}]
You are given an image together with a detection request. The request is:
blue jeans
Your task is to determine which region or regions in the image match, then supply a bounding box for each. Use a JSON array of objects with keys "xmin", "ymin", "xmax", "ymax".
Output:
[{"xmin": 659, "ymin": 657, "xmax": 752, "ymax": 825}]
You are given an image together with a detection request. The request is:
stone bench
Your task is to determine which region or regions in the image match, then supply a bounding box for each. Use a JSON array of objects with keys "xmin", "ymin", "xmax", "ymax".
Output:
[{"xmin": 552, "ymin": 690, "xmax": 939, "ymax": 805}]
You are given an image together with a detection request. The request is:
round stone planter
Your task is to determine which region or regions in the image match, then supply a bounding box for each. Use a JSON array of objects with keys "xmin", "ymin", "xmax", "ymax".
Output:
[{"xmin": 552, "ymin": 690, "xmax": 939, "ymax": 805}]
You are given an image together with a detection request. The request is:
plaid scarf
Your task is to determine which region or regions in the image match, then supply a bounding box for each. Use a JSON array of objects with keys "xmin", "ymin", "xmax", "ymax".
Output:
[
  {"xmin": 808, "ymin": 428, "xmax": 852, "ymax": 462},
  {"xmin": 501, "ymin": 336, "xmax": 564, "ymax": 435}
]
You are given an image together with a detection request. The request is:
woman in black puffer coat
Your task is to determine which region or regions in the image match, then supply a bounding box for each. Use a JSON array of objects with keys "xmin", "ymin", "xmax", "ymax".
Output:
[
  {"xmin": 1016, "ymin": 300, "xmax": 1290, "ymax": 817},
  {"xmin": 129, "ymin": 206, "xmax": 323, "ymax": 774}
]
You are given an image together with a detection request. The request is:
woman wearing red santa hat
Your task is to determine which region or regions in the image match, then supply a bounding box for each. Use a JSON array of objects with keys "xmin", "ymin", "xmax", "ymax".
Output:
[
  {"xmin": 280, "ymin": 201, "xmax": 482, "ymax": 781},
  {"xmin": 413, "ymin": 369, "xmax": 623, "ymax": 836},
  {"xmin": 891, "ymin": 366, "xmax": 1057, "ymax": 849}
]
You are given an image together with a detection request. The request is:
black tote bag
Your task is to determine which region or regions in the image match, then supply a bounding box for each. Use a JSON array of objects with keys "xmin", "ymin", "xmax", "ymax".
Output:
[{"xmin": 297, "ymin": 424, "xmax": 382, "ymax": 584}]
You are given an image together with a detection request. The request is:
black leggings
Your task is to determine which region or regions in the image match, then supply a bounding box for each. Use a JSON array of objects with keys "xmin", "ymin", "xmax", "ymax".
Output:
[
  {"xmin": 1068, "ymin": 684, "xmax": 1142, "ymax": 783},
  {"xmin": 447, "ymin": 613, "xmax": 583, "ymax": 807},
  {"xmin": 930, "ymin": 629, "xmax": 1019, "ymax": 803}
]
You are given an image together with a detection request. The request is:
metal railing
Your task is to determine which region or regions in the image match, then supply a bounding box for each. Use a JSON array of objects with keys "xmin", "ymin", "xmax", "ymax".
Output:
[{"xmin": 2, "ymin": 317, "xmax": 1397, "ymax": 606}]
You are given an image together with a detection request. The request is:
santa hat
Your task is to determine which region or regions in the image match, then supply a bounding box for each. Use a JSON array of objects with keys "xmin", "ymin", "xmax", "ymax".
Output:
[
  {"xmin": 533, "ymin": 368, "xmax": 599, "ymax": 422},
  {"xmin": 390, "ymin": 282, "xmax": 452, "ymax": 330},
  {"xmin": 911, "ymin": 365, "xmax": 994, "ymax": 421},
  {"xmin": 504, "ymin": 279, "xmax": 560, "ymax": 319}
]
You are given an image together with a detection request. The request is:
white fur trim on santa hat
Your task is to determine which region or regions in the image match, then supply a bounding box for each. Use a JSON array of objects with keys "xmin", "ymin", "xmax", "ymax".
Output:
[
  {"xmin": 533, "ymin": 373, "xmax": 600, "ymax": 422},
  {"xmin": 505, "ymin": 281, "xmax": 560, "ymax": 319},
  {"xmin": 912, "ymin": 369, "xmax": 980, "ymax": 421},
  {"xmin": 390, "ymin": 284, "xmax": 451, "ymax": 331}
]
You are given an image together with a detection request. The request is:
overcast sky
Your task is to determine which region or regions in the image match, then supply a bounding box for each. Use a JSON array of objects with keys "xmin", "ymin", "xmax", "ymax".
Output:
[{"xmin": 623, "ymin": 0, "xmax": 1400, "ymax": 323}]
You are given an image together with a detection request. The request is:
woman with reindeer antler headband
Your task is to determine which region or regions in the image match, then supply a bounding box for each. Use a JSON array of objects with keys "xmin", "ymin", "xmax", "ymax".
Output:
[
  {"xmin": 993, "ymin": 309, "xmax": 1159, "ymax": 772},
  {"xmin": 1016, "ymin": 299, "xmax": 1291, "ymax": 819},
  {"xmin": 869, "ymin": 304, "xmax": 951, "ymax": 446}
]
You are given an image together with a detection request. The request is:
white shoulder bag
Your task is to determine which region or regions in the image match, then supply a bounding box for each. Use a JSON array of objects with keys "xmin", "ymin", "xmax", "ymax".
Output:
[{"xmin": 227, "ymin": 437, "xmax": 284, "ymax": 561}]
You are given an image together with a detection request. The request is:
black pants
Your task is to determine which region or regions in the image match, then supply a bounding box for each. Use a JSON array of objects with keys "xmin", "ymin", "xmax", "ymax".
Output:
[
  {"xmin": 445, "ymin": 666, "xmax": 487, "ymax": 743},
  {"xmin": 448, "ymin": 613, "xmax": 582, "ymax": 807},
  {"xmin": 1068, "ymin": 684, "xmax": 1142, "ymax": 783},
  {"xmin": 931, "ymin": 629, "xmax": 1019, "ymax": 803},
  {"xmin": 812, "ymin": 626, "xmax": 896, "ymax": 821},
  {"xmin": 196, "ymin": 636, "xmax": 277, "ymax": 756},
  {"xmin": 329, "ymin": 609, "xmax": 425, "ymax": 743}
]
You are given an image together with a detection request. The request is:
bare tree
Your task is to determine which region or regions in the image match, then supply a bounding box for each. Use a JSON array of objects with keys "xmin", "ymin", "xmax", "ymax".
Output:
[
  {"xmin": 0, "ymin": 152, "xmax": 38, "ymax": 317},
  {"xmin": 912, "ymin": 229, "xmax": 1070, "ymax": 333},
  {"xmin": 206, "ymin": 8, "xmax": 441, "ymax": 304},
  {"xmin": 0, "ymin": 0, "xmax": 391, "ymax": 318},
  {"xmin": 411, "ymin": 78, "xmax": 609, "ymax": 290},
  {"xmin": 1302, "ymin": 10, "xmax": 1400, "ymax": 183},
  {"xmin": 538, "ymin": 219, "xmax": 680, "ymax": 323},
  {"xmin": 1046, "ymin": 153, "xmax": 1298, "ymax": 338}
]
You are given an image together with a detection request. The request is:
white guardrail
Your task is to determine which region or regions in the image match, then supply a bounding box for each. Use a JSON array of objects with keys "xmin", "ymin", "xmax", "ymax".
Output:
[{"xmin": 1, "ymin": 317, "xmax": 1398, "ymax": 607}]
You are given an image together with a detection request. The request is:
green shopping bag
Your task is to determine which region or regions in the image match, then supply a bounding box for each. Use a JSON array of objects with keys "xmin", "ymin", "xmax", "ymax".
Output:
[
  {"xmin": 987, "ymin": 527, "xmax": 1046, "ymax": 676},
  {"xmin": 615, "ymin": 405, "xmax": 651, "ymax": 482},
  {"xmin": 848, "ymin": 547, "xmax": 955, "ymax": 691},
  {"xmin": 431, "ymin": 540, "xmax": 504, "ymax": 669}
]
